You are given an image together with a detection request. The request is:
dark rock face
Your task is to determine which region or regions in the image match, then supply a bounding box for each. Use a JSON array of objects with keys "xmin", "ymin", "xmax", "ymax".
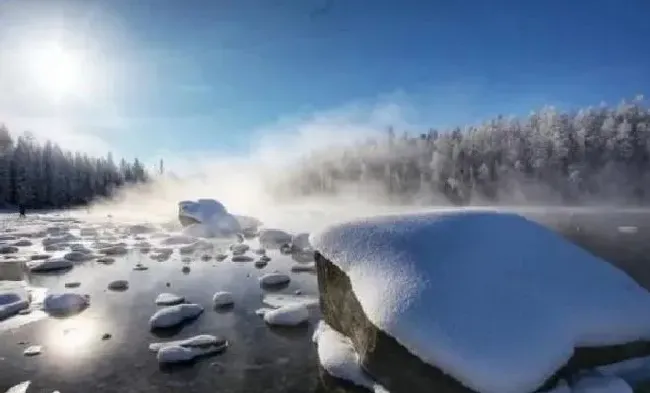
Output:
[{"xmin": 315, "ymin": 252, "xmax": 650, "ymax": 393}]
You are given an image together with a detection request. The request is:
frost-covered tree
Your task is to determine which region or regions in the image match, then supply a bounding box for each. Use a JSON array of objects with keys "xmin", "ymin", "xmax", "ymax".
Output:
[
  {"xmin": 0, "ymin": 127, "xmax": 150, "ymax": 209},
  {"xmin": 281, "ymin": 96, "xmax": 650, "ymax": 205}
]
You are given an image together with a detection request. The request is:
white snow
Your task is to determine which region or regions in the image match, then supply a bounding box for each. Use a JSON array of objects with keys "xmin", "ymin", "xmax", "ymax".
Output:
[
  {"xmin": 149, "ymin": 303, "xmax": 203, "ymax": 329},
  {"xmin": 155, "ymin": 293, "xmax": 185, "ymax": 306},
  {"xmin": 43, "ymin": 293, "xmax": 89, "ymax": 315},
  {"xmin": 258, "ymin": 228, "xmax": 292, "ymax": 249},
  {"xmin": 5, "ymin": 381, "xmax": 30, "ymax": 393},
  {"xmin": 595, "ymin": 355, "xmax": 650, "ymax": 385},
  {"xmin": 310, "ymin": 211, "xmax": 650, "ymax": 393},
  {"xmin": 259, "ymin": 272, "xmax": 291, "ymax": 286},
  {"xmin": 23, "ymin": 345, "xmax": 42, "ymax": 356},
  {"xmin": 212, "ymin": 291, "xmax": 234, "ymax": 307},
  {"xmin": 178, "ymin": 199, "xmax": 241, "ymax": 237},
  {"xmin": 263, "ymin": 303, "xmax": 309, "ymax": 326},
  {"xmin": 149, "ymin": 334, "xmax": 226, "ymax": 352},
  {"xmin": 312, "ymin": 321, "xmax": 388, "ymax": 393}
]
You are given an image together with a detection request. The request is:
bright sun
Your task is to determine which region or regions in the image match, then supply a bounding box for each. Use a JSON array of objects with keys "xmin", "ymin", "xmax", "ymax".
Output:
[{"xmin": 26, "ymin": 41, "xmax": 91, "ymax": 103}]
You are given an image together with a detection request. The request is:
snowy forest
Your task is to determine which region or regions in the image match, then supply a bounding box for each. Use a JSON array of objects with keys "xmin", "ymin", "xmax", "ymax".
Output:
[
  {"xmin": 283, "ymin": 97, "xmax": 650, "ymax": 205},
  {"xmin": 0, "ymin": 125, "xmax": 148, "ymax": 209}
]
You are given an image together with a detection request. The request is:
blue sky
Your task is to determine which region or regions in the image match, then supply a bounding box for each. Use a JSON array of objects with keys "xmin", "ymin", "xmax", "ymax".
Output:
[{"xmin": 1, "ymin": 0, "xmax": 649, "ymax": 165}]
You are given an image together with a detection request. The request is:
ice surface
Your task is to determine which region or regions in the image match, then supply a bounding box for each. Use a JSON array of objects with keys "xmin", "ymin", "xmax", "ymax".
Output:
[
  {"xmin": 311, "ymin": 211, "xmax": 650, "ymax": 393},
  {"xmin": 149, "ymin": 303, "xmax": 203, "ymax": 329},
  {"xmin": 259, "ymin": 273, "xmax": 291, "ymax": 286},
  {"xmin": 212, "ymin": 291, "xmax": 234, "ymax": 307},
  {"xmin": 27, "ymin": 258, "xmax": 73, "ymax": 272},
  {"xmin": 312, "ymin": 321, "xmax": 388, "ymax": 393},
  {"xmin": 155, "ymin": 293, "xmax": 185, "ymax": 306},
  {"xmin": 178, "ymin": 199, "xmax": 241, "ymax": 237},
  {"xmin": 263, "ymin": 303, "xmax": 309, "ymax": 326},
  {"xmin": 43, "ymin": 293, "xmax": 89, "ymax": 315}
]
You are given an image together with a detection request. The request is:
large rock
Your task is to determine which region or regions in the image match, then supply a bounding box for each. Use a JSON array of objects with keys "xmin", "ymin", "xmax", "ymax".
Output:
[
  {"xmin": 315, "ymin": 254, "xmax": 650, "ymax": 393},
  {"xmin": 177, "ymin": 199, "xmax": 241, "ymax": 237}
]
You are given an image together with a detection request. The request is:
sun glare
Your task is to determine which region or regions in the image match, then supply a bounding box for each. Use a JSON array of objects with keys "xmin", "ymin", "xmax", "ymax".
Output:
[{"xmin": 25, "ymin": 41, "xmax": 92, "ymax": 103}]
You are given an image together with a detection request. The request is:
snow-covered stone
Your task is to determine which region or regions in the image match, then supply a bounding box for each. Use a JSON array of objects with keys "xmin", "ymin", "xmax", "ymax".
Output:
[
  {"xmin": 149, "ymin": 334, "xmax": 227, "ymax": 352},
  {"xmin": 23, "ymin": 345, "xmax": 42, "ymax": 356},
  {"xmin": 0, "ymin": 291, "xmax": 29, "ymax": 320},
  {"xmin": 178, "ymin": 199, "xmax": 242, "ymax": 237},
  {"xmin": 259, "ymin": 229, "xmax": 292, "ymax": 249},
  {"xmin": 155, "ymin": 293, "xmax": 185, "ymax": 306},
  {"xmin": 108, "ymin": 280, "xmax": 129, "ymax": 291},
  {"xmin": 263, "ymin": 303, "xmax": 309, "ymax": 326},
  {"xmin": 212, "ymin": 291, "xmax": 234, "ymax": 307},
  {"xmin": 28, "ymin": 258, "xmax": 73, "ymax": 272},
  {"xmin": 43, "ymin": 293, "xmax": 89, "ymax": 315},
  {"xmin": 313, "ymin": 321, "xmax": 388, "ymax": 393},
  {"xmin": 5, "ymin": 381, "xmax": 31, "ymax": 393},
  {"xmin": 149, "ymin": 303, "xmax": 204, "ymax": 329},
  {"xmin": 156, "ymin": 342, "xmax": 226, "ymax": 364},
  {"xmin": 12, "ymin": 239, "xmax": 33, "ymax": 247},
  {"xmin": 259, "ymin": 273, "xmax": 291, "ymax": 287},
  {"xmin": 63, "ymin": 251, "xmax": 93, "ymax": 262},
  {"xmin": 98, "ymin": 245, "xmax": 128, "ymax": 256},
  {"xmin": 0, "ymin": 246, "xmax": 19, "ymax": 254},
  {"xmin": 311, "ymin": 211, "xmax": 650, "ymax": 393}
]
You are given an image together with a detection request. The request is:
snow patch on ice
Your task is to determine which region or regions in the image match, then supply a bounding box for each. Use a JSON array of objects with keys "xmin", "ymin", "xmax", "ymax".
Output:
[
  {"xmin": 311, "ymin": 211, "xmax": 650, "ymax": 393},
  {"xmin": 313, "ymin": 321, "xmax": 388, "ymax": 393}
]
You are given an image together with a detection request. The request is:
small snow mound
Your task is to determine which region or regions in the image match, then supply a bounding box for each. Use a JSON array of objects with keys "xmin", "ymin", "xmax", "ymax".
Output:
[
  {"xmin": 212, "ymin": 291, "xmax": 234, "ymax": 307},
  {"xmin": 263, "ymin": 303, "xmax": 309, "ymax": 326},
  {"xmin": 43, "ymin": 293, "xmax": 89, "ymax": 315},
  {"xmin": 572, "ymin": 376, "xmax": 632, "ymax": 393},
  {"xmin": 259, "ymin": 273, "xmax": 291, "ymax": 287},
  {"xmin": 28, "ymin": 258, "xmax": 73, "ymax": 272},
  {"xmin": 310, "ymin": 211, "xmax": 650, "ymax": 393},
  {"xmin": 5, "ymin": 381, "xmax": 31, "ymax": 393},
  {"xmin": 149, "ymin": 334, "xmax": 227, "ymax": 352},
  {"xmin": 0, "ymin": 246, "xmax": 19, "ymax": 254},
  {"xmin": 313, "ymin": 321, "xmax": 388, "ymax": 393},
  {"xmin": 108, "ymin": 280, "xmax": 129, "ymax": 291},
  {"xmin": 23, "ymin": 345, "xmax": 42, "ymax": 356},
  {"xmin": 64, "ymin": 251, "xmax": 93, "ymax": 262},
  {"xmin": 98, "ymin": 245, "xmax": 128, "ymax": 256},
  {"xmin": 259, "ymin": 229, "xmax": 292, "ymax": 249},
  {"xmin": 155, "ymin": 293, "xmax": 185, "ymax": 306},
  {"xmin": 162, "ymin": 235, "xmax": 195, "ymax": 246},
  {"xmin": 149, "ymin": 303, "xmax": 204, "ymax": 329}
]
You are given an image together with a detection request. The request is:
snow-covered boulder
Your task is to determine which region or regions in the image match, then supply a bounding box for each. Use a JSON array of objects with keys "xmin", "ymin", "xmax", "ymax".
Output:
[
  {"xmin": 259, "ymin": 272, "xmax": 290, "ymax": 287},
  {"xmin": 149, "ymin": 303, "xmax": 203, "ymax": 329},
  {"xmin": 0, "ymin": 291, "xmax": 29, "ymax": 320},
  {"xmin": 212, "ymin": 291, "xmax": 234, "ymax": 308},
  {"xmin": 311, "ymin": 211, "xmax": 650, "ymax": 393},
  {"xmin": 258, "ymin": 229, "xmax": 292, "ymax": 249},
  {"xmin": 178, "ymin": 199, "xmax": 241, "ymax": 237}
]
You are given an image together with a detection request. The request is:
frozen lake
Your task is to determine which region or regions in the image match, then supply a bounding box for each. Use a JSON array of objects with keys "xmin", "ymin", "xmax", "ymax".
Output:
[{"xmin": 2, "ymin": 208, "xmax": 650, "ymax": 393}]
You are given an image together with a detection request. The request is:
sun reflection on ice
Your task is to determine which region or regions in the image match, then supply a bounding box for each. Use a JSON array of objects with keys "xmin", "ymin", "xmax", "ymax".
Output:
[{"xmin": 47, "ymin": 316, "xmax": 100, "ymax": 358}]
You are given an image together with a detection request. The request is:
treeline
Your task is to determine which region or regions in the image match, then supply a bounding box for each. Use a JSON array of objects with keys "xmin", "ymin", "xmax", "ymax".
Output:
[
  {"xmin": 283, "ymin": 96, "xmax": 650, "ymax": 205},
  {"xmin": 0, "ymin": 125, "xmax": 149, "ymax": 209}
]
